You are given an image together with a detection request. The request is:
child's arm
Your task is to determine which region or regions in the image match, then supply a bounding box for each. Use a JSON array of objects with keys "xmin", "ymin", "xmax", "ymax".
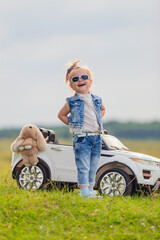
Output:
[
  {"xmin": 101, "ymin": 103, "xmax": 105, "ymax": 118},
  {"xmin": 58, "ymin": 101, "xmax": 70, "ymax": 125}
]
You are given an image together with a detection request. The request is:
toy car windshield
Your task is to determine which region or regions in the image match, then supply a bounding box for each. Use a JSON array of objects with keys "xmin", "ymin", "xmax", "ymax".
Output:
[{"xmin": 103, "ymin": 135, "xmax": 129, "ymax": 151}]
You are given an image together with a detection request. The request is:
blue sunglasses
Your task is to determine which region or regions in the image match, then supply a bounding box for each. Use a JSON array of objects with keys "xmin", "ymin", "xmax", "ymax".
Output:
[{"xmin": 71, "ymin": 75, "xmax": 89, "ymax": 83}]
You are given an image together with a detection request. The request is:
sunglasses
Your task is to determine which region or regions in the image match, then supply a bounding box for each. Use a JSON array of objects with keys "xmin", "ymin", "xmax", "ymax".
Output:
[{"xmin": 71, "ymin": 75, "xmax": 89, "ymax": 83}]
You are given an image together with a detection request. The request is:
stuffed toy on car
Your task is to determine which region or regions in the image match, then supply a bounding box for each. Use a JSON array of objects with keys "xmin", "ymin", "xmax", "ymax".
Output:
[{"xmin": 11, "ymin": 124, "xmax": 46, "ymax": 166}]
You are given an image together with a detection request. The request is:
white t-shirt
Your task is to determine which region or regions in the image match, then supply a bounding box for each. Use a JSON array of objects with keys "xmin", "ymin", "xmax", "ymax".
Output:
[{"xmin": 78, "ymin": 93, "xmax": 100, "ymax": 132}]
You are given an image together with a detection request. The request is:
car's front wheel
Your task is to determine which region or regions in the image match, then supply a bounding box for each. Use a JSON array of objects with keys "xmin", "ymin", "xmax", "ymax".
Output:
[
  {"xmin": 16, "ymin": 163, "xmax": 48, "ymax": 189},
  {"xmin": 98, "ymin": 168, "xmax": 133, "ymax": 196}
]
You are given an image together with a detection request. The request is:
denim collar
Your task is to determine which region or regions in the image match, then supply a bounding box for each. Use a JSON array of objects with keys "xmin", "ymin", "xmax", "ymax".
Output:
[{"xmin": 70, "ymin": 93, "xmax": 99, "ymax": 102}]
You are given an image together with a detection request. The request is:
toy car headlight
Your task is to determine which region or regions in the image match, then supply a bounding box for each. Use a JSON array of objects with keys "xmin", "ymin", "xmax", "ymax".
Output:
[{"xmin": 131, "ymin": 158, "xmax": 159, "ymax": 167}]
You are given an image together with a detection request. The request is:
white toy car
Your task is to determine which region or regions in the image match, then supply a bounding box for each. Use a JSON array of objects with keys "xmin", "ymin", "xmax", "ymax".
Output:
[{"xmin": 11, "ymin": 129, "xmax": 160, "ymax": 196}]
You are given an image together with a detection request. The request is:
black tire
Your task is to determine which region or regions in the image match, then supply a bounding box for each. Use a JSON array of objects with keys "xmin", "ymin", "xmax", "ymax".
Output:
[
  {"xmin": 16, "ymin": 163, "xmax": 48, "ymax": 189},
  {"xmin": 98, "ymin": 168, "xmax": 133, "ymax": 196}
]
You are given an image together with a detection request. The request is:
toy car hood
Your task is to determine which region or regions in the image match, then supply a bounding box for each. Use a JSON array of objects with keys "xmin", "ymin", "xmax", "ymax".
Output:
[{"xmin": 115, "ymin": 150, "xmax": 160, "ymax": 163}]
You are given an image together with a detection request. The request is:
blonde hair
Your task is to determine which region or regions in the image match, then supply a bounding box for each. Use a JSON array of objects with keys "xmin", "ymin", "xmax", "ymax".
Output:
[{"xmin": 65, "ymin": 60, "xmax": 92, "ymax": 84}]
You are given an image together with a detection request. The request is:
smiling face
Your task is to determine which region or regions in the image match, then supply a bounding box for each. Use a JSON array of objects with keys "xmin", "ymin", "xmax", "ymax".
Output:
[{"xmin": 69, "ymin": 68, "xmax": 93, "ymax": 94}]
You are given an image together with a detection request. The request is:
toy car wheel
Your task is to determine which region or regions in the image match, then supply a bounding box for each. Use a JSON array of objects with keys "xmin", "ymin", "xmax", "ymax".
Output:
[
  {"xmin": 16, "ymin": 163, "xmax": 48, "ymax": 189},
  {"xmin": 98, "ymin": 168, "xmax": 133, "ymax": 196}
]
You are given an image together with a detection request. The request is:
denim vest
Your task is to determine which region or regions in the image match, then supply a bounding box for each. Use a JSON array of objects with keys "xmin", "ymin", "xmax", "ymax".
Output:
[{"xmin": 67, "ymin": 93, "xmax": 103, "ymax": 135}]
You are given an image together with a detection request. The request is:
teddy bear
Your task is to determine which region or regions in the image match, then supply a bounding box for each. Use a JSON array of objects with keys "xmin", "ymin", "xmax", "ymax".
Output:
[{"xmin": 11, "ymin": 124, "xmax": 46, "ymax": 166}]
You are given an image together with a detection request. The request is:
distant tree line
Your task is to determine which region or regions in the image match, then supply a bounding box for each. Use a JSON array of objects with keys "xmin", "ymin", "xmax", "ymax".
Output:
[
  {"xmin": 103, "ymin": 121, "xmax": 160, "ymax": 139},
  {"xmin": 0, "ymin": 121, "xmax": 160, "ymax": 140}
]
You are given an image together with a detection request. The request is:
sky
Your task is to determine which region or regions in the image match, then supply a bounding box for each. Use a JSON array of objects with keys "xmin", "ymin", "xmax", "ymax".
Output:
[{"xmin": 0, "ymin": 0, "xmax": 160, "ymax": 128}]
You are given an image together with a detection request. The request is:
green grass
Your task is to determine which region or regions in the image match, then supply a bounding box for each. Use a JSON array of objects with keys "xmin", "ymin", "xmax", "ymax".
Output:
[
  {"xmin": 0, "ymin": 138, "xmax": 15, "ymax": 185},
  {"xmin": 0, "ymin": 186, "xmax": 160, "ymax": 240},
  {"xmin": 0, "ymin": 138, "xmax": 160, "ymax": 239}
]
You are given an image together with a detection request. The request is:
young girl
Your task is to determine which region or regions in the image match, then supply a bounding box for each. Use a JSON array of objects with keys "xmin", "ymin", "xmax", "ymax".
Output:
[{"xmin": 58, "ymin": 60, "xmax": 105, "ymax": 198}]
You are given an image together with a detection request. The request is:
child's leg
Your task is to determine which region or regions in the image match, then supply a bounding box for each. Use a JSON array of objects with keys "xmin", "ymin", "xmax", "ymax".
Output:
[
  {"xmin": 89, "ymin": 136, "xmax": 102, "ymax": 190},
  {"xmin": 73, "ymin": 136, "xmax": 91, "ymax": 196}
]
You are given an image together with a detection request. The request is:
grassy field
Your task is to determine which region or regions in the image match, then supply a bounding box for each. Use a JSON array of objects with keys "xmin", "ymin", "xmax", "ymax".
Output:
[{"xmin": 0, "ymin": 138, "xmax": 160, "ymax": 239}]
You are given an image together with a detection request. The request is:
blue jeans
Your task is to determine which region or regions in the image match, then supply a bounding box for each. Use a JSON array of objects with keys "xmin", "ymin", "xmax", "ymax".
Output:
[{"xmin": 73, "ymin": 135, "xmax": 102, "ymax": 187}]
